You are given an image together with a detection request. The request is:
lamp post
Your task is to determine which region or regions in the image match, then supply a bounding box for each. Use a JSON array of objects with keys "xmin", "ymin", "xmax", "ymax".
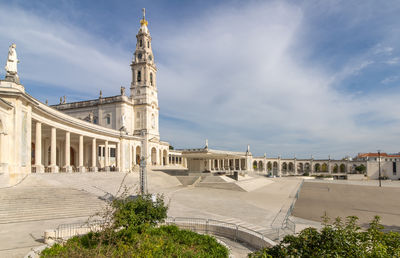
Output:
[
  {"xmin": 140, "ymin": 130, "xmax": 148, "ymax": 194},
  {"xmin": 378, "ymin": 150, "xmax": 381, "ymax": 187}
]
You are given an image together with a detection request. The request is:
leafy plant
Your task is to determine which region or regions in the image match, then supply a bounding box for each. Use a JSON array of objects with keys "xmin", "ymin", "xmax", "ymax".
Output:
[{"xmin": 249, "ymin": 215, "xmax": 400, "ymax": 258}]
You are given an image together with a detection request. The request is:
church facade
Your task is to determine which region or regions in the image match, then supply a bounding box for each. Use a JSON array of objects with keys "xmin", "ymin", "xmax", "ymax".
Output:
[{"xmin": 0, "ymin": 11, "xmax": 398, "ymax": 186}]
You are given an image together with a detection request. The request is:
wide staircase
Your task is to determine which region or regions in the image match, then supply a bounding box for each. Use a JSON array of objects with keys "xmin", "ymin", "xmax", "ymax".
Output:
[{"xmin": 0, "ymin": 186, "xmax": 104, "ymax": 224}]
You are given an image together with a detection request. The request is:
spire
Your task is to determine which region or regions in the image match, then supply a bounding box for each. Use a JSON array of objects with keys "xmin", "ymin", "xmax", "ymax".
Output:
[{"xmin": 140, "ymin": 8, "xmax": 148, "ymax": 28}]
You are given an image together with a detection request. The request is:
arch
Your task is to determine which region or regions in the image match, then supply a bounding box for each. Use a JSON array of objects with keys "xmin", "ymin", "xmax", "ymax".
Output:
[
  {"xmin": 258, "ymin": 161, "xmax": 263, "ymax": 171},
  {"xmin": 139, "ymin": 39, "xmax": 143, "ymax": 47},
  {"xmin": 304, "ymin": 163, "xmax": 311, "ymax": 172},
  {"xmin": 282, "ymin": 162, "xmax": 287, "ymax": 173},
  {"xmin": 297, "ymin": 163, "xmax": 304, "ymax": 173},
  {"xmin": 163, "ymin": 149, "xmax": 168, "ymax": 165},
  {"xmin": 333, "ymin": 164, "xmax": 339, "ymax": 173},
  {"xmin": 321, "ymin": 163, "xmax": 328, "ymax": 172},
  {"xmin": 150, "ymin": 72, "xmax": 153, "ymax": 86},
  {"xmin": 314, "ymin": 163, "xmax": 321, "ymax": 172},
  {"xmin": 253, "ymin": 161, "xmax": 258, "ymax": 170},
  {"xmin": 135, "ymin": 146, "xmax": 141, "ymax": 165},
  {"xmin": 288, "ymin": 162, "xmax": 294, "ymax": 172},
  {"xmin": 340, "ymin": 164, "xmax": 346, "ymax": 173},
  {"xmin": 137, "ymin": 70, "xmax": 141, "ymax": 82},
  {"xmin": 267, "ymin": 161, "xmax": 272, "ymax": 171},
  {"xmin": 151, "ymin": 147, "xmax": 157, "ymax": 165}
]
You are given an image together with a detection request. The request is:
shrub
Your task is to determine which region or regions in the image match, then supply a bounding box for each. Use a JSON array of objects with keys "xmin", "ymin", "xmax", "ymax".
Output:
[
  {"xmin": 112, "ymin": 194, "xmax": 167, "ymax": 229},
  {"xmin": 41, "ymin": 194, "xmax": 228, "ymax": 257},
  {"xmin": 249, "ymin": 215, "xmax": 400, "ymax": 257}
]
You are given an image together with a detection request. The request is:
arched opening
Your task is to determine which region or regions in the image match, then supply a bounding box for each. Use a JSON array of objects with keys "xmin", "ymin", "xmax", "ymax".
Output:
[
  {"xmin": 333, "ymin": 164, "xmax": 339, "ymax": 173},
  {"xmin": 139, "ymin": 39, "xmax": 143, "ymax": 47},
  {"xmin": 321, "ymin": 163, "xmax": 328, "ymax": 172},
  {"xmin": 163, "ymin": 149, "xmax": 168, "ymax": 165},
  {"xmin": 253, "ymin": 161, "xmax": 258, "ymax": 170},
  {"xmin": 288, "ymin": 162, "xmax": 294, "ymax": 172},
  {"xmin": 297, "ymin": 163, "xmax": 304, "ymax": 173},
  {"xmin": 137, "ymin": 71, "xmax": 141, "ymax": 82},
  {"xmin": 267, "ymin": 162, "xmax": 272, "ymax": 171},
  {"xmin": 305, "ymin": 163, "xmax": 311, "ymax": 172},
  {"xmin": 258, "ymin": 161, "xmax": 263, "ymax": 171},
  {"xmin": 136, "ymin": 146, "xmax": 141, "ymax": 165},
  {"xmin": 151, "ymin": 147, "xmax": 157, "ymax": 165},
  {"xmin": 282, "ymin": 162, "xmax": 287, "ymax": 173},
  {"xmin": 340, "ymin": 164, "xmax": 346, "ymax": 173},
  {"xmin": 314, "ymin": 163, "xmax": 321, "ymax": 172},
  {"xmin": 150, "ymin": 73, "xmax": 153, "ymax": 86}
]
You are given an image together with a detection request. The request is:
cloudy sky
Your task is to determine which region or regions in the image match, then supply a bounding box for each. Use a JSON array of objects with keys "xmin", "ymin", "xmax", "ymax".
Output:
[{"xmin": 1, "ymin": 0, "xmax": 400, "ymax": 158}]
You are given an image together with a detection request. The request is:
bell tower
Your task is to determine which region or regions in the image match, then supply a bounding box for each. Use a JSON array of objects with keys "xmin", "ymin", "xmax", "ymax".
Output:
[{"xmin": 131, "ymin": 8, "xmax": 159, "ymax": 139}]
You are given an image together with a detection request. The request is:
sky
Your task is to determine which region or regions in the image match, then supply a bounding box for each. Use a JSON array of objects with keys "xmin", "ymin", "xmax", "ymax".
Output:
[{"xmin": 1, "ymin": 0, "xmax": 400, "ymax": 158}]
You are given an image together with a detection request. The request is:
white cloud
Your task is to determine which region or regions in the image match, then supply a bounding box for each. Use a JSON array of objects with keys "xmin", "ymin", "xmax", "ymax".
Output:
[
  {"xmin": 0, "ymin": 5, "xmax": 131, "ymax": 100},
  {"xmin": 381, "ymin": 75, "xmax": 399, "ymax": 84},
  {"xmin": 384, "ymin": 57, "xmax": 399, "ymax": 65}
]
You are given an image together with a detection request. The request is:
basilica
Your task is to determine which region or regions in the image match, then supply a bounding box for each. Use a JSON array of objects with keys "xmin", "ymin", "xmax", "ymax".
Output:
[{"xmin": 0, "ymin": 11, "xmax": 398, "ymax": 186}]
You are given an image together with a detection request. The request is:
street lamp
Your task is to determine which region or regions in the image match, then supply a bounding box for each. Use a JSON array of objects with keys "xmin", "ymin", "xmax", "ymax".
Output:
[{"xmin": 377, "ymin": 150, "xmax": 381, "ymax": 187}]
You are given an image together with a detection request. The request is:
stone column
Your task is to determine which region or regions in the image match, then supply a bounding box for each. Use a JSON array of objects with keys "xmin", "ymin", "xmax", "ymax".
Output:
[
  {"xmin": 104, "ymin": 140, "xmax": 110, "ymax": 171},
  {"xmin": 34, "ymin": 122, "xmax": 44, "ymax": 173},
  {"xmin": 116, "ymin": 141, "xmax": 121, "ymax": 172},
  {"xmin": 50, "ymin": 127, "xmax": 58, "ymax": 173},
  {"xmin": 78, "ymin": 135, "xmax": 86, "ymax": 172},
  {"xmin": 63, "ymin": 131, "xmax": 72, "ymax": 172},
  {"xmin": 239, "ymin": 158, "xmax": 242, "ymax": 171},
  {"xmin": 91, "ymin": 138, "xmax": 97, "ymax": 172}
]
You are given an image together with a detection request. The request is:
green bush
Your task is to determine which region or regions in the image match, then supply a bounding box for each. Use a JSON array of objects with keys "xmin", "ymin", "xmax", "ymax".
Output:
[
  {"xmin": 112, "ymin": 194, "xmax": 167, "ymax": 229},
  {"xmin": 249, "ymin": 216, "xmax": 400, "ymax": 258},
  {"xmin": 41, "ymin": 194, "xmax": 228, "ymax": 257},
  {"xmin": 41, "ymin": 225, "xmax": 229, "ymax": 257}
]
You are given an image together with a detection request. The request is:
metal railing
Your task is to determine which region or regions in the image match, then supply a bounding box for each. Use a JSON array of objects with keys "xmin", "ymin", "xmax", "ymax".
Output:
[{"xmin": 48, "ymin": 217, "xmax": 277, "ymax": 249}]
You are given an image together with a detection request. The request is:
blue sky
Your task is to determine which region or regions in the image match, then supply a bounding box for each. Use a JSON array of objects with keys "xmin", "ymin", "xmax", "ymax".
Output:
[{"xmin": 1, "ymin": 0, "xmax": 400, "ymax": 158}]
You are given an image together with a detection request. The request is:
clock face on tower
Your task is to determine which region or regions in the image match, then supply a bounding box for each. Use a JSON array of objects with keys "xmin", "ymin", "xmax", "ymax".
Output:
[{"xmin": 138, "ymin": 53, "xmax": 142, "ymax": 60}]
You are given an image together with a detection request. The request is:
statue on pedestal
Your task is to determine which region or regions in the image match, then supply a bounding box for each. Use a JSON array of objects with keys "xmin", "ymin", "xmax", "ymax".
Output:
[{"xmin": 4, "ymin": 43, "xmax": 20, "ymax": 84}]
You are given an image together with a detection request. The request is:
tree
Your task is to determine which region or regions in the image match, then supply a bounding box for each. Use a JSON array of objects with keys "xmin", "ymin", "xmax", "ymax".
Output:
[
  {"xmin": 355, "ymin": 164, "xmax": 367, "ymax": 174},
  {"xmin": 250, "ymin": 215, "xmax": 400, "ymax": 257}
]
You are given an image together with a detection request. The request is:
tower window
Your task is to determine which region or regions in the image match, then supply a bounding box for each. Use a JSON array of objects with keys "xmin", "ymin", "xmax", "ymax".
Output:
[
  {"xmin": 106, "ymin": 114, "xmax": 111, "ymax": 125},
  {"xmin": 147, "ymin": 41, "xmax": 149, "ymax": 48},
  {"xmin": 137, "ymin": 71, "xmax": 141, "ymax": 82},
  {"xmin": 150, "ymin": 73, "xmax": 153, "ymax": 85},
  {"xmin": 139, "ymin": 39, "xmax": 142, "ymax": 47}
]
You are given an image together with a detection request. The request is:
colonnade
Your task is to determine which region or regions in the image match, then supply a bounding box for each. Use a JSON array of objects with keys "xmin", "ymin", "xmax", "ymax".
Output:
[
  {"xmin": 32, "ymin": 121, "xmax": 120, "ymax": 173},
  {"xmin": 208, "ymin": 158, "xmax": 247, "ymax": 171}
]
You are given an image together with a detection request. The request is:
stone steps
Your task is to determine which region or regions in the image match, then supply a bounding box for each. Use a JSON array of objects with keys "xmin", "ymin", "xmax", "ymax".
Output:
[{"xmin": 0, "ymin": 186, "xmax": 105, "ymax": 224}]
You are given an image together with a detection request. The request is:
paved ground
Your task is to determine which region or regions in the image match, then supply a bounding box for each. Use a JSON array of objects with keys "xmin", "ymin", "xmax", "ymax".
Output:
[
  {"xmin": 293, "ymin": 181, "xmax": 400, "ymax": 230},
  {"xmin": 0, "ymin": 172, "xmax": 302, "ymax": 257}
]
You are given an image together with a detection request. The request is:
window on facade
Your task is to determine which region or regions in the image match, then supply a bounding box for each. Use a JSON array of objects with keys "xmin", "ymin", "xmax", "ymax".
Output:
[
  {"xmin": 150, "ymin": 73, "xmax": 153, "ymax": 86},
  {"xmin": 106, "ymin": 115, "xmax": 111, "ymax": 125},
  {"xmin": 137, "ymin": 71, "xmax": 141, "ymax": 82},
  {"xmin": 98, "ymin": 146, "xmax": 102, "ymax": 157},
  {"xmin": 110, "ymin": 148, "xmax": 116, "ymax": 158},
  {"xmin": 147, "ymin": 41, "xmax": 149, "ymax": 48},
  {"xmin": 139, "ymin": 39, "xmax": 142, "ymax": 47},
  {"xmin": 393, "ymin": 162, "xmax": 397, "ymax": 175},
  {"xmin": 102, "ymin": 147, "xmax": 105, "ymax": 157}
]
